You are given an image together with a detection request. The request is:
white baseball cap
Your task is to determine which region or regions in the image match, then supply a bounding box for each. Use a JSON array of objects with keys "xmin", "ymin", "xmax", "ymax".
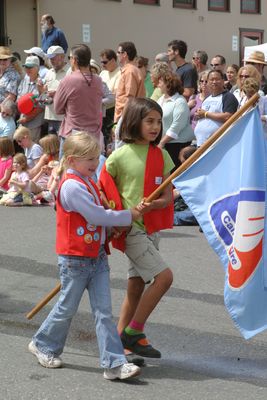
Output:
[
  {"xmin": 24, "ymin": 47, "xmax": 46, "ymax": 61},
  {"xmin": 46, "ymin": 46, "xmax": 65, "ymax": 58},
  {"xmin": 23, "ymin": 56, "xmax": 40, "ymax": 68}
]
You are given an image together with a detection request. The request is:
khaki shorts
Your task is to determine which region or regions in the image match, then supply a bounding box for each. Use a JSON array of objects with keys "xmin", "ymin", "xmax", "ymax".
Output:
[{"xmin": 125, "ymin": 225, "xmax": 168, "ymax": 283}]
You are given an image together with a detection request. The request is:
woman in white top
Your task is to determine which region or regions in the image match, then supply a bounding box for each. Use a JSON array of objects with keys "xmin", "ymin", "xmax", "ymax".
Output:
[
  {"xmin": 155, "ymin": 70, "xmax": 194, "ymax": 169},
  {"xmin": 232, "ymin": 64, "xmax": 263, "ymax": 107}
]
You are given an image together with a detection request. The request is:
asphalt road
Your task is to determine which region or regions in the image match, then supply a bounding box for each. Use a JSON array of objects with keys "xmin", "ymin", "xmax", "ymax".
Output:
[{"xmin": 1, "ymin": 206, "xmax": 267, "ymax": 400}]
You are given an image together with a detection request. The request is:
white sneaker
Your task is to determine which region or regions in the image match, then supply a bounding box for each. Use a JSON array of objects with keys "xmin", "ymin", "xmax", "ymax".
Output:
[
  {"xmin": 28, "ymin": 341, "xmax": 63, "ymax": 369},
  {"xmin": 103, "ymin": 363, "xmax": 140, "ymax": 380}
]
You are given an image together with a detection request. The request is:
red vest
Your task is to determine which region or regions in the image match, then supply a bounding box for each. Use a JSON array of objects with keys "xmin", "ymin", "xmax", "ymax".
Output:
[
  {"xmin": 56, "ymin": 173, "xmax": 103, "ymax": 257},
  {"xmin": 99, "ymin": 145, "xmax": 173, "ymax": 252}
]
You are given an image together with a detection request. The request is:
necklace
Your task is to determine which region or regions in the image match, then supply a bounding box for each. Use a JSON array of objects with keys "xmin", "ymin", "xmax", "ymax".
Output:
[{"xmin": 80, "ymin": 70, "xmax": 93, "ymax": 87}]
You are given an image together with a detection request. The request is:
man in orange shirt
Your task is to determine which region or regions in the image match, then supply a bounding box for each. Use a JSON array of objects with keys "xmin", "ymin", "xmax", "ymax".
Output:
[{"xmin": 114, "ymin": 42, "xmax": 145, "ymax": 123}]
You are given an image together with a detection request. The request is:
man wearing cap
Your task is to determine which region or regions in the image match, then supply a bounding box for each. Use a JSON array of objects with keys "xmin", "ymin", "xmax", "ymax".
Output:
[
  {"xmin": 245, "ymin": 50, "xmax": 267, "ymax": 95},
  {"xmin": 41, "ymin": 46, "xmax": 69, "ymax": 134},
  {"xmin": 17, "ymin": 56, "xmax": 44, "ymax": 142},
  {"xmin": 0, "ymin": 46, "xmax": 21, "ymax": 104},
  {"xmin": 40, "ymin": 14, "xmax": 68, "ymax": 54},
  {"xmin": 24, "ymin": 47, "xmax": 49, "ymax": 81}
]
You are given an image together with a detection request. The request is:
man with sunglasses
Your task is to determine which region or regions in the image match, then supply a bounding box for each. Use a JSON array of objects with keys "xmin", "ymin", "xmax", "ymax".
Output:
[
  {"xmin": 100, "ymin": 49, "xmax": 121, "ymax": 95},
  {"xmin": 210, "ymin": 55, "xmax": 227, "ymax": 80},
  {"xmin": 192, "ymin": 50, "xmax": 208, "ymax": 74},
  {"xmin": 114, "ymin": 42, "xmax": 145, "ymax": 123}
]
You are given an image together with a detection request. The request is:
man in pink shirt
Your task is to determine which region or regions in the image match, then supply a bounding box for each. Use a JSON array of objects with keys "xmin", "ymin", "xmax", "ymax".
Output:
[
  {"xmin": 114, "ymin": 42, "xmax": 145, "ymax": 123},
  {"xmin": 54, "ymin": 44, "xmax": 103, "ymax": 156}
]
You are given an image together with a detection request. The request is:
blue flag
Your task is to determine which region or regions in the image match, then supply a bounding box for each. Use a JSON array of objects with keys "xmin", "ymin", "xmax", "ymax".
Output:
[{"xmin": 173, "ymin": 108, "xmax": 267, "ymax": 339}]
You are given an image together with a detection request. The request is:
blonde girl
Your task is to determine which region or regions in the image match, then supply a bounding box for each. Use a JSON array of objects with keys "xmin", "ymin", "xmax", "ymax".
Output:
[
  {"xmin": 28, "ymin": 132, "xmax": 141, "ymax": 380},
  {"xmin": 13, "ymin": 126, "xmax": 43, "ymax": 178},
  {"xmin": 30, "ymin": 134, "xmax": 60, "ymax": 194},
  {"xmin": 0, "ymin": 153, "xmax": 32, "ymax": 206}
]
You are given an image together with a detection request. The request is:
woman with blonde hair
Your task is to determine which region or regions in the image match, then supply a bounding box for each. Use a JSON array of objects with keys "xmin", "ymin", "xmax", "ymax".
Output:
[
  {"xmin": 150, "ymin": 61, "xmax": 170, "ymax": 101},
  {"xmin": 232, "ymin": 64, "xmax": 262, "ymax": 106},
  {"xmin": 242, "ymin": 77, "xmax": 267, "ymax": 137},
  {"xmin": 188, "ymin": 70, "xmax": 211, "ymax": 130}
]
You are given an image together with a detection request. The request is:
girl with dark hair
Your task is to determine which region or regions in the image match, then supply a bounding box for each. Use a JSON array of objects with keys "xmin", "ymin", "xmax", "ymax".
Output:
[{"xmin": 99, "ymin": 97, "xmax": 174, "ymax": 362}]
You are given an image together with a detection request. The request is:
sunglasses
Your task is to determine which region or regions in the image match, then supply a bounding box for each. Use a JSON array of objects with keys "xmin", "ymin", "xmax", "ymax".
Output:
[
  {"xmin": 240, "ymin": 74, "xmax": 250, "ymax": 78},
  {"xmin": 210, "ymin": 63, "xmax": 220, "ymax": 67},
  {"xmin": 100, "ymin": 60, "xmax": 109, "ymax": 65}
]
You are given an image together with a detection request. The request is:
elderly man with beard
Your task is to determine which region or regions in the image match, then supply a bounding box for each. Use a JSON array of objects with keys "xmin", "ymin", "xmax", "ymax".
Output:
[
  {"xmin": 194, "ymin": 70, "xmax": 238, "ymax": 147},
  {"xmin": 40, "ymin": 14, "xmax": 68, "ymax": 54}
]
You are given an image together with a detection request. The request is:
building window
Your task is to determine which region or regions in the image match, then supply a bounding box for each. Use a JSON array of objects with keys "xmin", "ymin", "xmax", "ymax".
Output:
[
  {"xmin": 134, "ymin": 0, "xmax": 159, "ymax": 4},
  {"xmin": 173, "ymin": 0, "xmax": 196, "ymax": 8},
  {"xmin": 239, "ymin": 28, "xmax": 263, "ymax": 65},
  {"xmin": 208, "ymin": 0, "xmax": 230, "ymax": 11},
  {"xmin": 241, "ymin": 0, "xmax": 260, "ymax": 13}
]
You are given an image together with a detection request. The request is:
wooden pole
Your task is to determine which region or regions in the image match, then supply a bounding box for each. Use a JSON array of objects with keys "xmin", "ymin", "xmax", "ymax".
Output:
[
  {"xmin": 26, "ymin": 282, "xmax": 61, "ymax": 320},
  {"xmin": 26, "ymin": 93, "xmax": 259, "ymax": 320},
  {"xmin": 146, "ymin": 92, "xmax": 260, "ymax": 202}
]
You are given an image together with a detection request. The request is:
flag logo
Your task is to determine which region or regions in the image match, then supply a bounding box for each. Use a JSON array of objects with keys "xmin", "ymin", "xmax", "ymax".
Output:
[{"xmin": 209, "ymin": 189, "xmax": 265, "ymax": 290}]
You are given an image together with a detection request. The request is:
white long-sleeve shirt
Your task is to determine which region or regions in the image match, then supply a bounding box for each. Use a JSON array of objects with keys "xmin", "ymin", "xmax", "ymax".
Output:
[{"xmin": 60, "ymin": 169, "xmax": 132, "ymax": 243}]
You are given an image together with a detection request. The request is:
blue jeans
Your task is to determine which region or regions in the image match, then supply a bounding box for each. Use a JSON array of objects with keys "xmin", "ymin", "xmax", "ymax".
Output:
[
  {"xmin": 173, "ymin": 209, "xmax": 198, "ymax": 226},
  {"xmin": 33, "ymin": 247, "xmax": 127, "ymax": 369}
]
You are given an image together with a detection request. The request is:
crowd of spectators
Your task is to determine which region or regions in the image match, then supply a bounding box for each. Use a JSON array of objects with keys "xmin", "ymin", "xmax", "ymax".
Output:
[{"xmin": 0, "ymin": 14, "xmax": 267, "ymax": 221}]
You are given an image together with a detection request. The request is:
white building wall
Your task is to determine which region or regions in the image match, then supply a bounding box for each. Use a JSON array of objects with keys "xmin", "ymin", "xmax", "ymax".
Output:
[{"xmin": 6, "ymin": 0, "xmax": 267, "ymax": 68}]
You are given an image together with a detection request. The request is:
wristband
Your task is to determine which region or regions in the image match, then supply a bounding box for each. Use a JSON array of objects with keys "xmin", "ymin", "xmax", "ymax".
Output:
[{"xmin": 204, "ymin": 111, "xmax": 208, "ymax": 118}]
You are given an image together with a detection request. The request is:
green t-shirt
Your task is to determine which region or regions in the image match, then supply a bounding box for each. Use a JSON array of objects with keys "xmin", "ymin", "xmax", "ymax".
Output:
[{"xmin": 106, "ymin": 143, "xmax": 174, "ymax": 230}]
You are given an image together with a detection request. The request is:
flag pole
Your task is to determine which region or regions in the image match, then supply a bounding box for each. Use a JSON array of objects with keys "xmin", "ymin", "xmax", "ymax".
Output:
[
  {"xmin": 26, "ymin": 93, "xmax": 259, "ymax": 320},
  {"xmin": 26, "ymin": 282, "xmax": 61, "ymax": 320},
  {"xmin": 146, "ymin": 92, "xmax": 260, "ymax": 202}
]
